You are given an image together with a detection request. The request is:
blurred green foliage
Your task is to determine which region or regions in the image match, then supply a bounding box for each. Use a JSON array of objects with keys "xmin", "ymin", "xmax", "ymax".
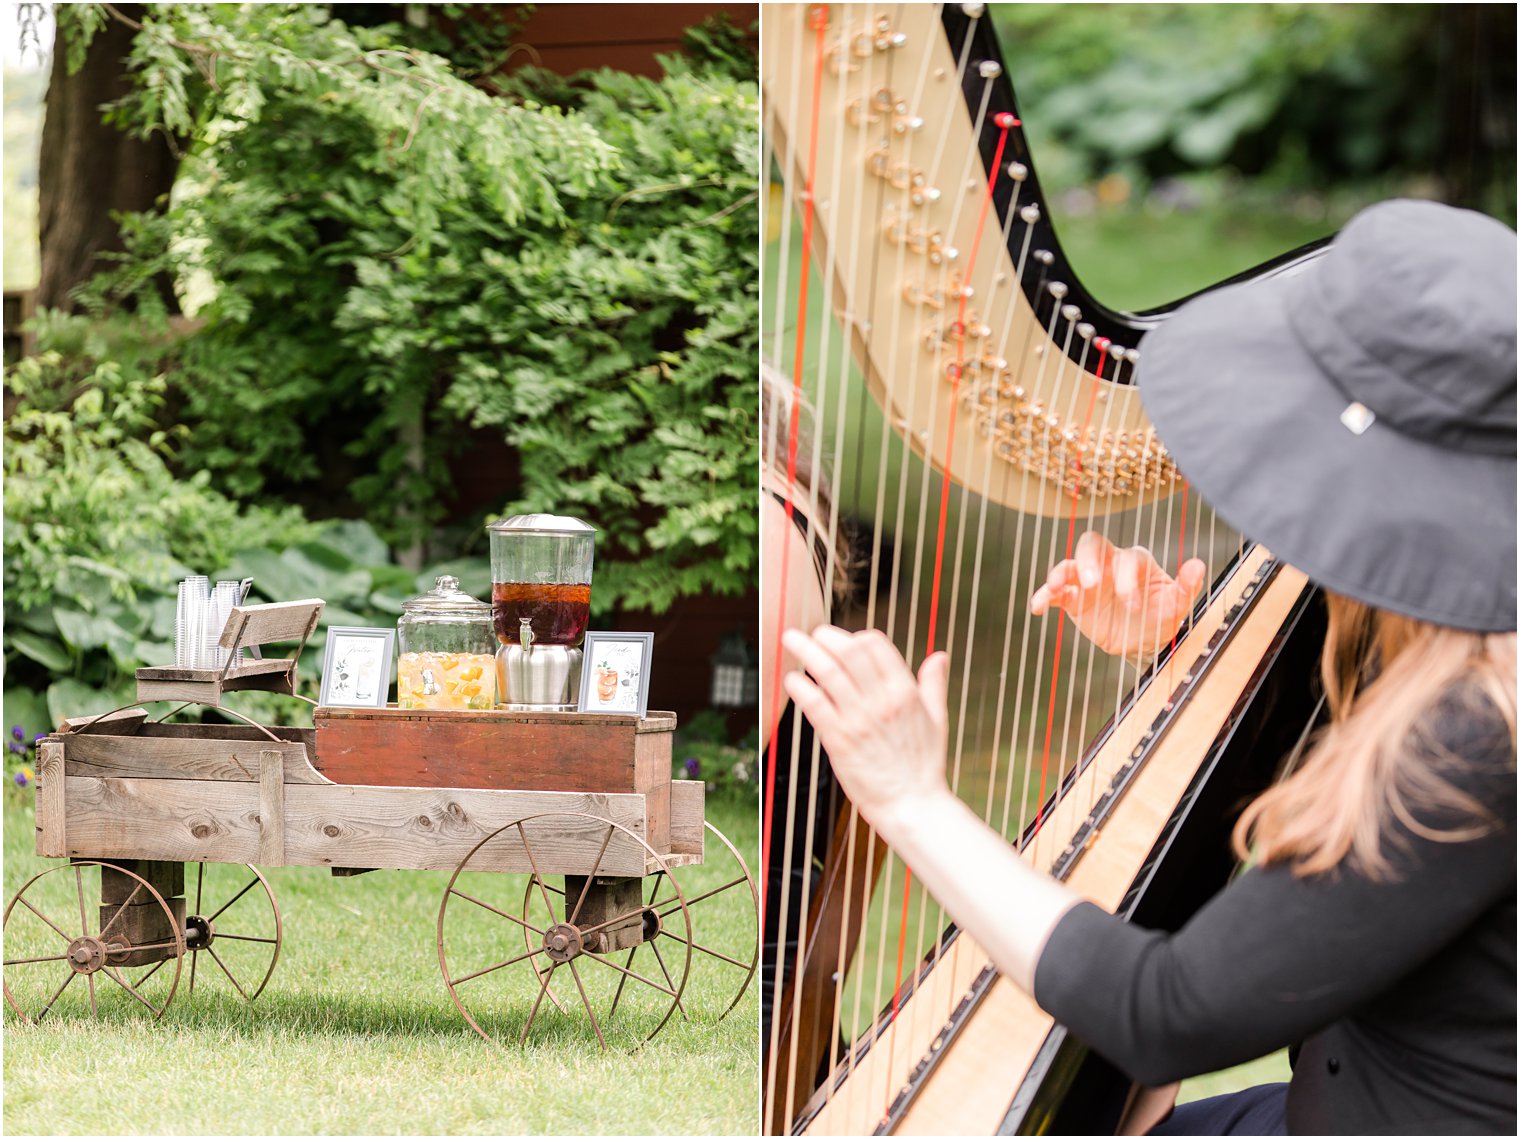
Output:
[
  {"xmin": 48, "ymin": 3, "xmax": 758, "ymax": 608},
  {"xmin": 988, "ymin": 3, "xmax": 1515, "ymax": 309},
  {"xmin": 994, "ymin": 4, "xmax": 1511, "ymax": 202}
]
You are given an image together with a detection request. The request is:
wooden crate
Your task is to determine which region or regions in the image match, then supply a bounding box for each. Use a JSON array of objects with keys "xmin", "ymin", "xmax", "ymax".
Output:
[
  {"xmin": 313, "ymin": 707, "xmax": 678, "ymax": 853},
  {"xmin": 37, "ymin": 719, "xmax": 701, "ymax": 876}
]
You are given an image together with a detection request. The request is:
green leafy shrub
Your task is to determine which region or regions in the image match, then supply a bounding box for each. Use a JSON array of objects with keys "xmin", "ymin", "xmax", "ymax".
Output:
[
  {"xmin": 74, "ymin": 4, "xmax": 758, "ymax": 614},
  {"xmin": 672, "ymin": 709, "xmax": 759, "ymax": 800},
  {"xmin": 2, "ymin": 324, "xmax": 440, "ymax": 733}
]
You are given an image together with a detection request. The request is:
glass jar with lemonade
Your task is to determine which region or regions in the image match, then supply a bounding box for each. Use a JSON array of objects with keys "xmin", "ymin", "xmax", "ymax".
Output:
[{"xmin": 396, "ymin": 575, "xmax": 496, "ymax": 710}]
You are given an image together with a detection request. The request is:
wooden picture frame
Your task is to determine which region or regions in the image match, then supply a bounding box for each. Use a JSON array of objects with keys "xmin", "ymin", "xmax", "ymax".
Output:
[
  {"xmin": 318, "ymin": 627, "xmax": 395, "ymax": 708},
  {"xmin": 577, "ymin": 631, "xmax": 654, "ymax": 717}
]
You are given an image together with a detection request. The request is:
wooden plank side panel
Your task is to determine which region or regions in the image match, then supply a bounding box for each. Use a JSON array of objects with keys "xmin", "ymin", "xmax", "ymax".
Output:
[
  {"xmin": 62, "ymin": 777, "xmax": 651, "ymax": 876},
  {"xmin": 669, "ymin": 779, "xmax": 705, "ymax": 857},
  {"xmin": 35, "ymin": 739, "xmax": 66, "ymax": 858},
  {"xmin": 312, "ymin": 708, "xmax": 676, "ymax": 794},
  {"xmin": 635, "ymin": 725, "xmax": 672, "ymax": 854},
  {"xmin": 63, "ymin": 735, "xmax": 328, "ymax": 785},
  {"xmin": 259, "ymin": 750, "xmax": 286, "ymax": 864}
]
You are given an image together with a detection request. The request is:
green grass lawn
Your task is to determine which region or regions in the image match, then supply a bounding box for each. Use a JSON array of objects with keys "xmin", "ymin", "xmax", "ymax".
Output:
[{"xmin": 3, "ymin": 786, "xmax": 760, "ymax": 1135}]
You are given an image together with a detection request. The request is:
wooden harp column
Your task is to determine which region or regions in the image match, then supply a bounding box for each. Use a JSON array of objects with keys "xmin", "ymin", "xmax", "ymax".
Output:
[{"xmin": 762, "ymin": 4, "xmax": 1326, "ymax": 1135}]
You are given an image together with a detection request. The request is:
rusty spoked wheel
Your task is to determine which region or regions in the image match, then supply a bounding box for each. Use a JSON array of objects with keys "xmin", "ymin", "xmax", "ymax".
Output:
[
  {"xmin": 179, "ymin": 863, "xmax": 282, "ymax": 1002},
  {"xmin": 647, "ymin": 821, "xmax": 759, "ymax": 1023},
  {"xmin": 438, "ymin": 812, "xmax": 693, "ymax": 1050},
  {"xmin": 3, "ymin": 861, "xmax": 185, "ymax": 1023}
]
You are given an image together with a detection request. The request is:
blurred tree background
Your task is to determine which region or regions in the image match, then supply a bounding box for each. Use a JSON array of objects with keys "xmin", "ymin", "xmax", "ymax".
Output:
[{"xmin": 991, "ymin": 2, "xmax": 1516, "ymax": 310}]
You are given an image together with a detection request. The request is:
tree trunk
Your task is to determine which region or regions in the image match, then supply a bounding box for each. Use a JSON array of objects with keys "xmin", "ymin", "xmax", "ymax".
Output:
[{"xmin": 37, "ymin": 4, "xmax": 180, "ymax": 312}]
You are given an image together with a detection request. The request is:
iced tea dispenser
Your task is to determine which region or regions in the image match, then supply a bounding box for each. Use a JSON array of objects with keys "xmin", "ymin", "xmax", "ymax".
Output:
[{"xmin": 488, "ymin": 513, "xmax": 595, "ymax": 709}]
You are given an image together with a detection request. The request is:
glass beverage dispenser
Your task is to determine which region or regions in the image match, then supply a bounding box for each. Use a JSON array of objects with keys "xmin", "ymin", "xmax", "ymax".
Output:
[
  {"xmin": 396, "ymin": 575, "xmax": 496, "ymax": 710},
  {"xmin": 488, "ymin": 514, "xmax": 596, "ymax": 709}
]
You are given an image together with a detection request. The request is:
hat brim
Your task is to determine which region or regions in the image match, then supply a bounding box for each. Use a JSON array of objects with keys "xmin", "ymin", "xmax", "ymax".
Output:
[{"xmin": 1137, "ymin": 269, "xmax": 1517, "ymax": 633}]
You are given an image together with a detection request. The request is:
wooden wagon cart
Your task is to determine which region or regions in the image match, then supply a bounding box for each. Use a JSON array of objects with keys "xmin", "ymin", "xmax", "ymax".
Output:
[{"xmin": 3, "ymin": 602, "xmax": 759, "ymax": 1047}]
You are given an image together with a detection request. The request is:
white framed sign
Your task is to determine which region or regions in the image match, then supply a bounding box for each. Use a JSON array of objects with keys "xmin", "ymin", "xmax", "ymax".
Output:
[
  {"xmin": 319, "ymin": 627, "xmax": 395, "ymax": 708},
  {"xmin": 577, "ymin": 631, "xmax": 654, "ymax": 717}
]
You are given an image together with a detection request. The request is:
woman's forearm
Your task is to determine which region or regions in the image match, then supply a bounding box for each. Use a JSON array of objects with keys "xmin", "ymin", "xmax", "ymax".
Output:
[{"xmin": 874, "ymin": 788, "xmax": 1083, "ymax": 992}]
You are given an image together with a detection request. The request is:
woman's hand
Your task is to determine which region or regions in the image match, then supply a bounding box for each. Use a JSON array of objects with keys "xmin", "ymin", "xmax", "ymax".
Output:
[
  {"xmin": 780, "ymin": 626, "xmax": 953, "ymax": 831},
  {"xmin": 780, "ymin": 627, "xmax": 1082, "ymax": 995},
  {"xmin": 1029, "ymin": 531, "xmax": 1206, "ymax": 658}
]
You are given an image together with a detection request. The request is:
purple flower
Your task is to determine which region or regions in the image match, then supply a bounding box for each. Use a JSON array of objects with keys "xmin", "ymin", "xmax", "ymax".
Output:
[
  {"xmin": 683, "ymin": 756, "xmax": 701, "ymax": 779},
  {"xmin": 13, "ymin": 771, "xmax": 28, "ymax": 787},
  {"xmin": 10, "ymin": 725, "xmax": 22, "ymax": 742},
  {"xmin": 7, "ymin": 742, "xmax": 23, "ymax": 756}
]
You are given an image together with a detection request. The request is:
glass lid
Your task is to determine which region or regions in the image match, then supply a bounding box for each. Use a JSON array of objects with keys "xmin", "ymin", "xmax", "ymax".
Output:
[{"xmin": 402, "ymin": 575, "xmax": 491, "ymax": 616}]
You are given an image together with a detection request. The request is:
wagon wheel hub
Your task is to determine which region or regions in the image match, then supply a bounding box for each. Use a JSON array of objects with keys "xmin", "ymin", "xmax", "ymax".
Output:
[
  {"xmin": 66, "ymin": 936, "xmax": 112, "ymax": 975},
  {"xmin": 640, "ymin": 906, "xmax": 662, "ymax": 942},
  {"xmin": 184, "ymin": 914, "xmax": 215, "ymax": 949},
  {"xmin": 543, "ymin": 922, "xmax": 584, "ymax": 963}
]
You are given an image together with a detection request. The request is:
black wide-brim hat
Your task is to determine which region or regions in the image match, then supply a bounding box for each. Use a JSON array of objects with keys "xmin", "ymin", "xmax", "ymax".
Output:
[{"xmin": 1138, "ymin": 199, "xmax": 1517, "ymax": 633}]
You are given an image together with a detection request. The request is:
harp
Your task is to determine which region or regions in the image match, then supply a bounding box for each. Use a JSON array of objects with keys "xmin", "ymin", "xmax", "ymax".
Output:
[{"xmin": 761, "ymin": 5, "xmax": 1327, "ymax": 1134}]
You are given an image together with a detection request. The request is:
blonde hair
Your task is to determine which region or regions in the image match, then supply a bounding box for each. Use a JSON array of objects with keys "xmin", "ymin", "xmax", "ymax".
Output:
[{"xmin": 1232, "ymin": 592, "xmax": 1516, "ymax": 879}]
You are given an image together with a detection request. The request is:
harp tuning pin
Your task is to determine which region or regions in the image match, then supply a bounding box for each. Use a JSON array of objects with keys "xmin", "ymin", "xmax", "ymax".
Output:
[
  {"xmin": 1007, "ymin": 161, "xmax": 1029, "ymax": 181},
  {"xmin": 1060, "ymin": 303, "xmax": 1082, "ymax": 322},
  {"xmin": 890, "ymin": 32, "xmax": 908, "ymax": 48},
  {"xmin": 1034, "ymin": 249, "xmax": 1055, "ymax": 266},
  {"xmin": 1019, "ymin": 203, "xmax": 1041, "ymax": 225},
  {"xmin": 1124, "ymin": 348, "xmax": 1141, "ymax": 365},
  {"xmin": 978, "ymin": 61, "xmax": 1003, "ymax": 80},
  {"xmin": 1094, "ymin": 336, "xmax": 1112, "ymax": 353},
  {"xmin": 1109, "ymin": 341, "xmax": 1126, "ymax": 361},
  {"xmin": 962, "ymin": 3, "xmax": 986, "ymax": 17},
  {"xmin": 994, "ymin": 112, "xmax": 1019, "ymax": 129},
  {"xmin": 944, "ymin": 246, "xmax": 960, "ymax": 261},
  {"xmin": 1076, "ymin": 322, "xmax": 1096, "ymax": 340},
  {"xmin": 1047, "ymin": 281, "xmax": 1069, "ymax": 300}
]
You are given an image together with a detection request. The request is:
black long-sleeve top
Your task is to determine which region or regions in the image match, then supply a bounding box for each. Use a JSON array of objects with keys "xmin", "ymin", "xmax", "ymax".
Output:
[{"xmin": 1032, "ymin": 695, "xmax": 1516, "ymax": 1135}]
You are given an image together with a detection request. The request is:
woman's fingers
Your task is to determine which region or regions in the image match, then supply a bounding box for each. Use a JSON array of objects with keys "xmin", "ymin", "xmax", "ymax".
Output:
[
  {"xmin": 781, "ymin": 627, "xmax": 867, "ymax": 708},
  {"xmin": 1175, "ymin": 557, "xmax": 1207, "ymax": 603},
  {"xmin": 781, "ymin": 670, "xmax": 844, "ymax": 740},
  {"xmin": 1031, "ymin": 560, "xmax": 1080, "ymax": 615},
  {"xmin": 916, "ymin": 651, "xmax": 950, "ymax": 731},
  {"xmin": 1074, "ymin": 530, "xmax": 1113, "ymax": 589},
  {"xmin": 1114, "ymin": 547, "xmax": 1142, "ymax": 609}
]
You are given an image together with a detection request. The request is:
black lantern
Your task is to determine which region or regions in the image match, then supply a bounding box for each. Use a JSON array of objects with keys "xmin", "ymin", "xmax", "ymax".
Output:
[{"xmin": 709, "ymin": 628, "xmax": 759, "ymax": 708}]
